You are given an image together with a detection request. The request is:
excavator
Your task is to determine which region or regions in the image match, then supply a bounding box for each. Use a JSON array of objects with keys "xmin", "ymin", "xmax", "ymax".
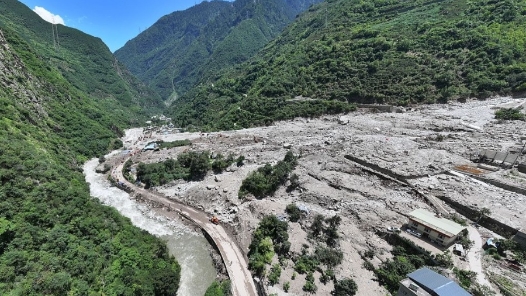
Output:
[{"xmin": 210, "ymin": 216, "xmax": 220, "ymax": 225}]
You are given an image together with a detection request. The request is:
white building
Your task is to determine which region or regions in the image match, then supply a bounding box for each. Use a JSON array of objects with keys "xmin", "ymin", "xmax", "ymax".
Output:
[{"xmin": 407, "ymin": 209, "xmax": 465, "ymax": 247}]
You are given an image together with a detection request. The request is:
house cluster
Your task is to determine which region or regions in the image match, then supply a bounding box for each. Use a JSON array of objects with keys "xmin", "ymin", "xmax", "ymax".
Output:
[{"xmin": 395, "ymin": 209, "xmax": 473, "ymax": 295}]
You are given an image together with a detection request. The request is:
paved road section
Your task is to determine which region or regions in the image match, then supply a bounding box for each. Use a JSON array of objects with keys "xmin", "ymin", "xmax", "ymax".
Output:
[{"xmin": 113, "ymin": 159, "xmax": 257, "ymax": 296}]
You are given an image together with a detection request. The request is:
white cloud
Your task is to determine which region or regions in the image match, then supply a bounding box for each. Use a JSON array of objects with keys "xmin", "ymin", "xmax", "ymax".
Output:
[{"xmin": 33, "ymin": 6, "xmax": 65, "ymax": 25}]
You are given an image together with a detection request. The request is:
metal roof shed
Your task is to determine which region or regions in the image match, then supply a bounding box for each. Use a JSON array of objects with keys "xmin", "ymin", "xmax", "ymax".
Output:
[
  {"xmin": 407, "ymin": 267, "xmax": 471, "ymax": 296},
  {"xmin": 408, "ymin": 209, "xmax": 465, "ymax": 237}
]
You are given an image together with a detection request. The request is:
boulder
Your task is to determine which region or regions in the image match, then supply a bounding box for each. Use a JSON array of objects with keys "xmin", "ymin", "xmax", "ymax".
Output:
[{"xmin": 95, "ymin": 163, "xmax": 110, "ymax": 173}]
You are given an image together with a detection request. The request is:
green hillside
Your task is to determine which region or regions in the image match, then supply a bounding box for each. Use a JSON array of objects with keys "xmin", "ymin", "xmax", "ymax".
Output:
[
  {"xmin": 169, "ymin": 0, "xmax": 526, "ymax": 130},
  {"xmin": 0, "ymin": 0, "xmax": 164, "ymax": 119},
  {"xmin": 114, "ymin": 0, "xmax": 322, "ymax": 102},
  {"xmin": 0, "ymin": 0, "xmax": 180, "ymax": 294}
]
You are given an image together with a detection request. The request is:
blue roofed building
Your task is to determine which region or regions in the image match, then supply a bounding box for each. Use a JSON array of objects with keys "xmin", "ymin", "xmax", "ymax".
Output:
[{"xmin": 397, "ymin": 267, "xmax": 471, "ymax": 296}]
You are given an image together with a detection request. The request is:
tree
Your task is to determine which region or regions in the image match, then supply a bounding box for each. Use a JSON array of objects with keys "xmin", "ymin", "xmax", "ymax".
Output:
[
  {"xmin": 477, "ymin": 207, "xmax": 491, "ymax": 224},
  {"xmin": 288, "ymin": 173, "xmax": 300, "ymax": 191},
  {"xmin": 334, "ymin": 278, "xmax": 358, "ymax": 296},
  {"xmin": 205, "ymin": 280, "xmax": 231, "ymax": 296},
  {"xmin": 310, "ymin": 215, "xmax": 325, "ymax": 238}
]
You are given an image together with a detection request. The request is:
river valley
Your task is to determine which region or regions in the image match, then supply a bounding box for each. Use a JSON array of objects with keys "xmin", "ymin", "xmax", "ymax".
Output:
[{"xmin": 83, "ymin": 158, "xmax": 217, "ymax": 296}]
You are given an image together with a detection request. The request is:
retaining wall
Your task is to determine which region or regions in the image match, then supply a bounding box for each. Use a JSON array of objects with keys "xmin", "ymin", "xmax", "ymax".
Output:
[
  {"xmin": 469, "ymin": 175, "xmax": 526, "ymax": 197},
  {"xmin": 436, "ymin": 195, "xmax": 518, "ymax": 238}
]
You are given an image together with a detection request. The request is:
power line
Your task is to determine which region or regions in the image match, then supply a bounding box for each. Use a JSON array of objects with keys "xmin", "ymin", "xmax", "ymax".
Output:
[{"xmin": 51, "ymin": 17, "xmax": 60, "ymax": 51}]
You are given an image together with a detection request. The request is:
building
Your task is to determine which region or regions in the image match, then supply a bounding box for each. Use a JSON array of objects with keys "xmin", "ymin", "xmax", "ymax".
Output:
[
  {"xmin": 407, "ymin": 209, "xmax": 465, "ymax": 247},
  {"xmin": 397, "ymin": 267, "xmax": 471, "ymax": 296},
  {"xmin": 452, "ymin": 244, "xmax": 465, "ymax": 256},
  {"xmin": 142, "ymin": 142, "xmax": 159, "ymax": 151}
]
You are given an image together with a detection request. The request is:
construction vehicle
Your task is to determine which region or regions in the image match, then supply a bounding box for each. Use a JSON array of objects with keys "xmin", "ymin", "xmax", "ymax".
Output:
[{"xmin": 210, "ymin": 216, "xmax": 220, "ymax": 225}]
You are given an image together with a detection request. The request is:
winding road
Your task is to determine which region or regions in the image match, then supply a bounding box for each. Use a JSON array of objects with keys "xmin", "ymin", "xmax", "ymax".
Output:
[{"xmin": 112, "ymin": 157, "xmax": 257, "ymax": 296}]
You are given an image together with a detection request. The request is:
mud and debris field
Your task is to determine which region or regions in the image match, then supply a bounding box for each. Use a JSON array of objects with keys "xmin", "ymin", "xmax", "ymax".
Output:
[{"xmin": 125, "ymin": 97, "xmax": 526, "ymax": 295}]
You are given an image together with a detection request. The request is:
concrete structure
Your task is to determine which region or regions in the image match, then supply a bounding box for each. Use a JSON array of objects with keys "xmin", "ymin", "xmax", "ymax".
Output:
[
  {"xmin": 484, "ymin": 238, "xmax": 498, "ymax": 249},
  {"xmin": 397, "ymin": 267, "xmax": 471, "ymax": 296},
  {"xmin": 407, "ymin": 209, "xmax": 465, "ymax": 247}
]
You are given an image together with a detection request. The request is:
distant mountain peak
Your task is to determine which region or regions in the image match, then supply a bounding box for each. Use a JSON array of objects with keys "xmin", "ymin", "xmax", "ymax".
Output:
[{"xmin": 115, "ymin": 0, "xmax": 322, "ymax": 100}]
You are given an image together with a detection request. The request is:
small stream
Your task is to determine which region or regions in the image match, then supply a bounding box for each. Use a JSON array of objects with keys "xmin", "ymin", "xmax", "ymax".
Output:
[{"xmin": 83, "ymin": 158, "xmax": 216, "ymax": 296}]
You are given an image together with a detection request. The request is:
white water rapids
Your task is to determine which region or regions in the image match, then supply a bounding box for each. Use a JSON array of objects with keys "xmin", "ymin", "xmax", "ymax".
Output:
[{"xmin": 83, "ymin": 158, "xmax": 216, "ymax": 296}]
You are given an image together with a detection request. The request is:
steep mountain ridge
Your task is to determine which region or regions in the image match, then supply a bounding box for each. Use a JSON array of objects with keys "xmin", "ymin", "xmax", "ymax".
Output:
[
  {"xmin": 0, "ymin": 0, "xmax": 164, "ymax": 117},
  {"xmin": 0, "ymin": 1, "xmax": 181, "ymax": 294},
  {"xmin": 167, "ymin": 0, "xmax": 526, "ymax": 130},
  {"xmin": 115, "ymin": 0, "xmax": 323, "ymax": 101}
]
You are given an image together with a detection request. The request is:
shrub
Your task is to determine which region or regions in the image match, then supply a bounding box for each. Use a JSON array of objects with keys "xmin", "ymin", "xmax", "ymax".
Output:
[
  {"xmin": 363, "ymin": 249, "xmax": 375, "ymax": 259},
  {"xmin": 320, "ymin": 269, "xmax": 335, "ymax": 284},
  {"xmin": 268, "ymin": 264, "xmax": 281, "ymax": 286},
  {"xmin": 294, "ymin": 253, "xmax": 320, "ymax": 274},
  {"xmin": 334, "ymin": 278, "xmax": 358, "ymax": 296},
  {"xmin": 363, "ymin": 260, "xmax": 374, "ymax": 271},
  {"xmin": 283, "ymin": 281, "xmax": 290, "ymax": 292},
  {"xmin": 211, "ymin": 153, "xmax": 235, "ymax": 173},
  {"xmin": 453, "ymin": 268, "xmax": 476, "ymax": 289},
  {"xmin": 315, "ymin": 247, "xmax": 343, "ymax": 267},
  {"xmin": 495, "ymin": 108, "xmax": 525, "ymax": 121},
  {"xmin": 285, "ymin": 204, "xmax": 302, "ymax": 222},
  {"xmin": 303, "ymin": 273, "xmax": 317, "ymax": 293},
  {"xmin": 236, "ymin": 155, "xmax": 245, "ymax": 166},
  {"xmin": 288, "ymin": 173, "xmax": 300, "ymax": 190}
]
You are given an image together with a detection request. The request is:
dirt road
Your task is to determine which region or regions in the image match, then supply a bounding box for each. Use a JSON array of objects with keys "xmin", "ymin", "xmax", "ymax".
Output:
[
  {"xmin": 467, "ymin": 226, "xmax": 493, "ymax": 288},
  {"xmin": 113, "ymin": 161, "xmax": 257, "ymax": 296}
]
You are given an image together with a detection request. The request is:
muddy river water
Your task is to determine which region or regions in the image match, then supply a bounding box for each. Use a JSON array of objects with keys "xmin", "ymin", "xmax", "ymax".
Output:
[{"xmin": 83, "ymin": 158, "xmax": 216, "ymax": 296}]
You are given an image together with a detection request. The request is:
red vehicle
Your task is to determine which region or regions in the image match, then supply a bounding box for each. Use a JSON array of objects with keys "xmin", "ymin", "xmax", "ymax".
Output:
[{"xmin": 210, "ymin": 216, "xmax": 220, "ymax": 225}]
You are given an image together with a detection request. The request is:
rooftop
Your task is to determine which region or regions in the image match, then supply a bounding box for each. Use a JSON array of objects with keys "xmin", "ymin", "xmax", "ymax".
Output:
[
  {"xmin": 407, "ymin": 267, "xmax": 471, "ymax": 296},
  {"xmin": 409, "ymin": 209, "xmax": 465, "ymax": 237},
  {"xmin": 399, "ymin": 278, "xmax": 432, "ymax": 296}
]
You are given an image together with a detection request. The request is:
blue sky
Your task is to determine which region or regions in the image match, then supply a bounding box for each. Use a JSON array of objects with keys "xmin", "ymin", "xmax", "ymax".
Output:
[{"xmin": 18, "ymin": 0, "xmax": 217, "ymax": 52}]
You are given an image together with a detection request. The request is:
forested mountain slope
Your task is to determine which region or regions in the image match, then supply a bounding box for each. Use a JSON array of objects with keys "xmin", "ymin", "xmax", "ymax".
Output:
[
  {"xmin": 0, "ymin": 0, "xmax": 164, "ymax": 119},
  {"xmin": 114, "ymin": 0, "xmax": 323, "ymax": 102},
  {"xmin": 168, "ymin": 0, "xmax": 526, "ymax": 130},
  {"xmin": 0, "ymin": 1, "xmax": 180, "ymax": 294}
]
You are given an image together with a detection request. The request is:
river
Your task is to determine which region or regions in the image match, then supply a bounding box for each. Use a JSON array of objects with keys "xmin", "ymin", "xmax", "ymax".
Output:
[{"xmin": 83, "ymin": 158, "xmax": 217, "ymax": 296}]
